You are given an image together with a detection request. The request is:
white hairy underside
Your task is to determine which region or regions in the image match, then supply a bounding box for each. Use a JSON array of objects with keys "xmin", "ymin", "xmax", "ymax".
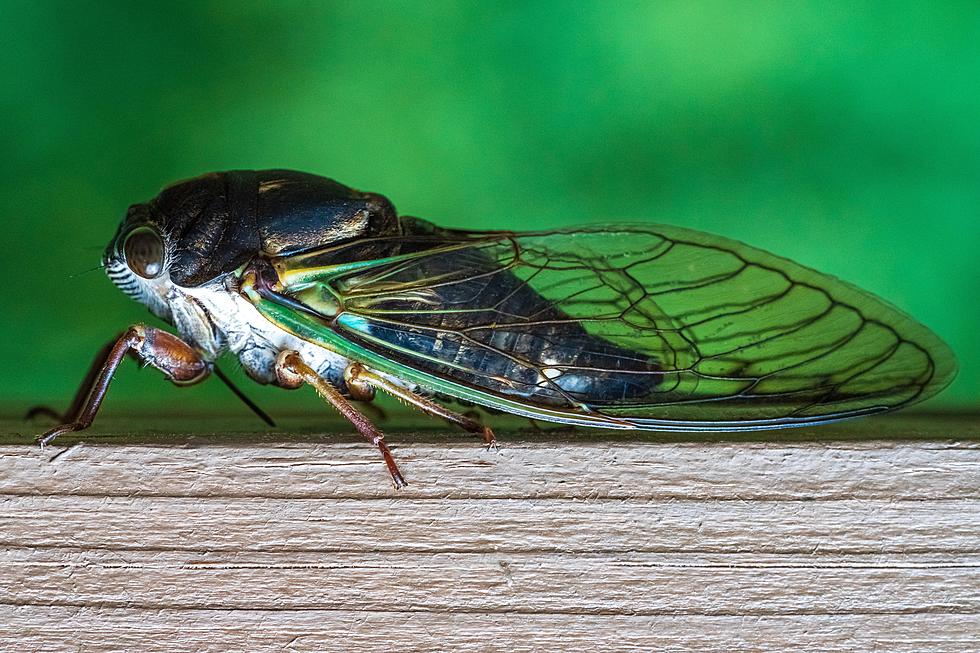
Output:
[{"xmin": 175, "ymin": 281, "xmax": 352, "ymax": 385}]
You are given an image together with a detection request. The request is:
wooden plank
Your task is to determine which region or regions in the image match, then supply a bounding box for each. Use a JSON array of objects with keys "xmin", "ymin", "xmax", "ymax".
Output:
[
  {"xmin": 3, "ymin": 437, "xmax": 980, "ymax": 501},
  {"xmin": 4, "ymin": 608, "xmax": 978, "ymax": 653},
  {"xmin": 2, "ymin": 496, "xmax": 979, "ymax": 554},
  {"xmin": 1, "ymin": 414, "xmax": 978, "ymax": 651},
  {"xmin": 5, "ymin": 548, "xmax": 980, "ymax": 615}
]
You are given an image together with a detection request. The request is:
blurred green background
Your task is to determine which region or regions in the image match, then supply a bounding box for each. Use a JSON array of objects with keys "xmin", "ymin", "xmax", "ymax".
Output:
[{"xmin": 0, "ymin": 0, "xmax": 976, "ymax": 420}]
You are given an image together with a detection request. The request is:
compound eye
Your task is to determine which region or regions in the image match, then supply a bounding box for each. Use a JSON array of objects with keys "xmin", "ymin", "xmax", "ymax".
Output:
[{"xmin": 123, "ymin": 227, "xmax": 165, "ymax": 279}]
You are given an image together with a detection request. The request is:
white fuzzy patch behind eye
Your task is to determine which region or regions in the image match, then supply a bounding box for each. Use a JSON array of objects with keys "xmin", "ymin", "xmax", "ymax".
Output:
[
  {"xmin": 105, "ymin": 258, "xmax": 173, "ymax": 323},
  {"xmin": 105, "ymin": 260, "xmax": 145, "ymax": 301}
]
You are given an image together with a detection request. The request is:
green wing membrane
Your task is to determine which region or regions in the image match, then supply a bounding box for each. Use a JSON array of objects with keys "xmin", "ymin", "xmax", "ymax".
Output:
[{"xmin": 248, "ymin": 222, "xmax": 956, "ymax": 431}]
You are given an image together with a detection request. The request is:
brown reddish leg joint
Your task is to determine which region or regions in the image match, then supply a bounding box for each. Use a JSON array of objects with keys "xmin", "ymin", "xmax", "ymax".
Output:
[
  {"xmin": 131, "ymin": 327, "xmax": 210, "ymax": 385},
  {"xmin": 35, "ymin": 325, "xmax": 209, "ymax": 447}
]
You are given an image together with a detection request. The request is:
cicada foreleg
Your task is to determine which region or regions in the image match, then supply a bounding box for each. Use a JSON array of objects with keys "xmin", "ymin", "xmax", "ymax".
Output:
[
  {"xmin": 344, "ymin": 362, "xmax": 498, "ymax": 451},
  {"xmin": 35, "ymin": 325, "xmax": 210, "ymax": 447},
  {"xmin": 274, "ymin": 351, "xmax": 408, "ymax": 489}
]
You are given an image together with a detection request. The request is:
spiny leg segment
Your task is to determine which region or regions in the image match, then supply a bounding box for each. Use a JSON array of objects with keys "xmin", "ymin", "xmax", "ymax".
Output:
[
  {"xmin": 275, "ymin": 351, "xmax": 408, "ymax": 489},
  {"xmin": 344, "ymin": 362, "xmax": 497, "ymax": 450}
]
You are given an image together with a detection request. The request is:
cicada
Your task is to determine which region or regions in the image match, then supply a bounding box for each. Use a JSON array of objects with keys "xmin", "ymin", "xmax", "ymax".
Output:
[{"xmin": 34, "ymin": 170, "xmax": 957, "ymax": 487}]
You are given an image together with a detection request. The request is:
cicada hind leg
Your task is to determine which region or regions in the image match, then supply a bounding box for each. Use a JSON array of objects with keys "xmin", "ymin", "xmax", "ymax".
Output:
[
  {"xmin": 274, "ymin": 351, "xmax": 408, "ymax": 489},
  {"xmin": 344, "ymin": 362, "xmax": 497, "ymax": 450},
  {"xmin": 273, "ymin": 354, "xmax": 497, "ymax": 489}
]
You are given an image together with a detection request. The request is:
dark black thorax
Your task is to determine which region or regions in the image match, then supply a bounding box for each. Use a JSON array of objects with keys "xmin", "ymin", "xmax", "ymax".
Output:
[{"xmin": 111, "ymin": 169, "xmax": 400, "ymax": 287}]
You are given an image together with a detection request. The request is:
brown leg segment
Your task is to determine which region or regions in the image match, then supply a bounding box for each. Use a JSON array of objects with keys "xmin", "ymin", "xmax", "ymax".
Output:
[
  {"xmin": 36, "ymin": 325, "xmax": 210, "ymax": 447},
  {"xmin": 276, "ymin": 351, "xmax": 407, "ymax": 489},
  {"xmin": 345, "ymin": 362, "xmax": 497, "ymax": 450},
  {"xmin": 26, "ymin": 336, "xmax": 121, "ymax": 423}
]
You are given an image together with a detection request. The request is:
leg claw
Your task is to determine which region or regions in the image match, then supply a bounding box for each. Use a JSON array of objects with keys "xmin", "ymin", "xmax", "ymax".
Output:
[
  {"xmin": 392, "ymin": 471, "xmax": 408, "ymax": 490},
  {"xmin": 482, "ymin": 426, "xmax": 499, "ymax": 452},
  {"xmin": 36, "ymin": 424, "xmax": 76, "ymax": 449}
]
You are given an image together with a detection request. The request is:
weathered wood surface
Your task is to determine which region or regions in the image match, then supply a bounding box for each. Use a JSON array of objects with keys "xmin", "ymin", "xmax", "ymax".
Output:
[{"xmin": 1, "ymin": 413, "xmax": 978, "ymax": 652}]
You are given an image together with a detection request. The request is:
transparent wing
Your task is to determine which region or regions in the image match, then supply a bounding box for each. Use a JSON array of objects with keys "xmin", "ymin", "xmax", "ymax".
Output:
[{"xmin": 254, "ymin": 222, "xmax": 956, "ymax": 431}]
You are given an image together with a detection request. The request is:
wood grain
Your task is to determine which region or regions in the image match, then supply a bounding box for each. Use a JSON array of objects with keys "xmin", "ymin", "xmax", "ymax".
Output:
[{"xmin": 1, "ymin": 413, "xmax": 978, "ymax": 651}]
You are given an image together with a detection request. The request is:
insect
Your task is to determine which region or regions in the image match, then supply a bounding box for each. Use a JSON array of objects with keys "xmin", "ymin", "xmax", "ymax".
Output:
[{"xmin": 33, "ymin": 170, "xmax": 956, "ymax": 487}]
